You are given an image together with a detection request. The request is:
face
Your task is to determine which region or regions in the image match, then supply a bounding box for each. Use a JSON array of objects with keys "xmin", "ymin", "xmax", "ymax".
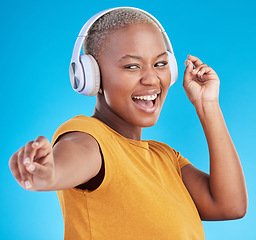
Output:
[{"xmin": 97, "ymin": 22, "xmax": 172, "ymax": 128}]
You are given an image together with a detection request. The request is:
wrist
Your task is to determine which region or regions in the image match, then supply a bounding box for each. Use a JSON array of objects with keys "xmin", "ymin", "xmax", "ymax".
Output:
[
  {"xmin": 37, "ymin": 164, "xmax": 56, "ymax": 191},
  {"xmin": 194, "ymin": 100, "xmax": 222, "ymax": 129},
  {"xmin": 45, "ymin": 167, "xmax": 57, "ymax": 191},
  {"xmin": 194, "ymin": 99, "xmax": 220, "ymax": 113}
]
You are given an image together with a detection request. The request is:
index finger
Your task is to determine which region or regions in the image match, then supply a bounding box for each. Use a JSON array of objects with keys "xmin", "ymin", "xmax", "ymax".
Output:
[
  {"xmin": 23, "ymin": 141, "xmax": 38, "ymax": 166},
  {"xmin": 187, "ymin": 55, "xmax": 203, "ymax": 68},
  {"xmin": 33, "ymin": 136, "xmax": 50, "ymax": 150},
  {"xmin": 23, "ymin": 136, "xmax": 49, "ymax": 165}
]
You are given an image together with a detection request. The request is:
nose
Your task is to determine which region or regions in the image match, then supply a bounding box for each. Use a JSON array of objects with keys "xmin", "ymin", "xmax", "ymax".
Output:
[{"xmin": 140, "ymin": 66, "xmax": 160, "ymax": 86}]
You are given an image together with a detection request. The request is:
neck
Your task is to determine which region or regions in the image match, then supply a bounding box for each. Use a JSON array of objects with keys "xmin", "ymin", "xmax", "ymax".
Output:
[{"xmin": 92, "ymin": 95, "xmax": 143, "ymax": 141}]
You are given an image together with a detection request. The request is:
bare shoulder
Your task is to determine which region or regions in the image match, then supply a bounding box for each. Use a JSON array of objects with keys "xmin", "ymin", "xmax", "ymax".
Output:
[
  {"xmin": 54, "ymin": 131, "xmax": 102, "ymax": 161},
  {"xmin": 52, "ymin": 131, "xmax": 102, "ymax": 186},
  {"xmin": 57, "ymin": 131, "xmax": 100, "ymax": 147}
]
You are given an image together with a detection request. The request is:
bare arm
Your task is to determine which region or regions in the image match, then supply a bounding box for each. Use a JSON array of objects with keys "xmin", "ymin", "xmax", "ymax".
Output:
[
  {"xmin": 181, "ymin": 55, "xmax": 248, "ymax": 221},
  {"xmin": 9, "ymin": 132, "xmax": 102, "ymax": 191}
]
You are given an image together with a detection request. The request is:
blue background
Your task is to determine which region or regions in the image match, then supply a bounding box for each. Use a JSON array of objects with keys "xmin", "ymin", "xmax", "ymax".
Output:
[{"xmin": 1, "ymin": 0, "xmax": 255, "ymax": 239}]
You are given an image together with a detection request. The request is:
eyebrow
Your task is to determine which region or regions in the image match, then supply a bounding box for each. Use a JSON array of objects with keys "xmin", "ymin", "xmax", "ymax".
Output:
[
  {"xmin": 118, "ymin": 54, "xmax": 141, "ymax": 62},
  {"xmin": 118, "ymin": 52, "xmax": 168, "ymax": 62},
  {"xmin": 157, "ymin": 52, "xmax": 168, "ymax": 58}
]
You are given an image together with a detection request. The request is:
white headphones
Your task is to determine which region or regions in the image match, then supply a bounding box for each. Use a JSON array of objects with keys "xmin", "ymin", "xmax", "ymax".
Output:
[{"xmin": 69, "ymin": 7, "xmax": 178, "ymax": 96}]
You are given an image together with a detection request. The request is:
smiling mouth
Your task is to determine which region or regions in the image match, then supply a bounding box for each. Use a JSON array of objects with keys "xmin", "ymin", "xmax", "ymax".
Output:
[{"xmin": 132, "ymin": 94, "xmax": 158, "ymax": 111}]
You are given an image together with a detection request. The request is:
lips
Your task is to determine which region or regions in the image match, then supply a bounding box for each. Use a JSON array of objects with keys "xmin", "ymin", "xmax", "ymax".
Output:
[{"xmin": 132, "ymin": 92, "xmax": 159, "ymax": 113}]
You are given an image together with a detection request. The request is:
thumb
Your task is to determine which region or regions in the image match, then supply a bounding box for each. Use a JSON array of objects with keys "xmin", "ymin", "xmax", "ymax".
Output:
[
  {"xmin": 26, "ymin": 161, "xmax": 54, "ymax": 180},
  {"xmin": 184, "ymin": 60, "xmax": 193, "ymax": 81}
]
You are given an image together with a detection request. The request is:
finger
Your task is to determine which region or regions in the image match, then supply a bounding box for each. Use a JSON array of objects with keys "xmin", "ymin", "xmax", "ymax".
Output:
[
  {"xmin": 23, "ymin": 136, "xmax": 49, "ymax": 165},
  {"xmin": 196, "ymin": 66, "xmax": 213, "ymax": 76},
  {"xmin": 34, "ymin": 144, "xmax": 53, "ymax": 167},
  {"xmin": 26, "ymin": 161, "xmax": 53, "ymax": 180},
  {"xmin": 23, "ymin": 140, "xmax": 39, "ymax": 166},
  {"xmin": 32, "ymin": 136, "xmax": 51, "ymax": 162},
  {"xmin": 192, "ymin": 64, "xmax": 207, "ymax": 75},
  {"xmin": 183, "ymin": 60, "xmax": 195, "ymax": 84},
  {"xmin": 9, "ymin": 151, "xmax": 22, "ymax": 184},
  {"xmin": 24, "ymin": 137, "xmax": 53, "ymax": 182},
  {"xmin": 22, "ymin": 139, "xmax": 46, "ymax": 189},
  {"xmin": 34, "ymin": 136, "xmax": 50, "ymax": 149},
  {"xmin": 184, "ymin": 59, "xmax": 194, "ymax": 74},
  {"xmin": 187, "ymin": 55, "xmax": 204, "ymax": 68},
  {"xmin": 16, "ymin": 147, "xmax": 32, "ymax": 189}
]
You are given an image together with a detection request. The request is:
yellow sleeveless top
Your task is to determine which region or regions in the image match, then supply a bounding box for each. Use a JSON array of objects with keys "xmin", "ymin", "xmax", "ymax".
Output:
[{"xmin": 52, "ymin": 115, "xmax": 204, "ymax": 240}]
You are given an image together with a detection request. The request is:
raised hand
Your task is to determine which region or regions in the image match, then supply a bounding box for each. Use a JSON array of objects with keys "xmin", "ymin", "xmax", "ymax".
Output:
[
  {"xmin": 183, "ymin": 55, "xmax": 220, "ymax": 108},
  {"xmin": 9, "ymin": 136, "xmax": 55, "ymax": 191}
]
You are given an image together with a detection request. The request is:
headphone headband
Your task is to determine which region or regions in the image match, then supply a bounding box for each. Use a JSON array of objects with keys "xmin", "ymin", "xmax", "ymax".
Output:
[
  {"xmin": 70, "ymin": 7, "xmax": 178, "ymax": 96},
  {"xmin": 71, "ymin": 7, "xmax": 175, "ymax": 64}
]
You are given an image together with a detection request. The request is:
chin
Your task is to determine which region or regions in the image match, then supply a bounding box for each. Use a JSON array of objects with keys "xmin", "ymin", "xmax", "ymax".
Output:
[{"xmin": 135, "ymin": 116, "xmax": 159, "ymax": 128}]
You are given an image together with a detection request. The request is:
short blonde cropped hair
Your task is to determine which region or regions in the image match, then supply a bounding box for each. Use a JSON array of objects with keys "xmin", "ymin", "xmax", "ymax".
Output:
[{"xmin": 83, "ymin": 8, "xmax": 159, "ymax": 60}]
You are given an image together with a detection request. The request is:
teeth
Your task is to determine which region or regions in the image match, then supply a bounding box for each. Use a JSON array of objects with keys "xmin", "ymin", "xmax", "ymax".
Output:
[{"xmin": 133, "ymin": 94, "xmax": 157, "ymax": 101}]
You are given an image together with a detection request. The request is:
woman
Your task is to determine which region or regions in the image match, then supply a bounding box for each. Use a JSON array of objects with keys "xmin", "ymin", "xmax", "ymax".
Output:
[{"xmin": 9, "ymin": 7, "xmax": 247, "ymax": 239}]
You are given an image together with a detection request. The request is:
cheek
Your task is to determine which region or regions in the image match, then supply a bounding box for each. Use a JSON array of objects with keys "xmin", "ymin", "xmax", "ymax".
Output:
[
  {"xmin": 101, "ymin": 75, "xmax": 131, "ymax": 107},
  {"xmin": 159, "ymin": 71, "xmax": 172, "ymax": 94},
  {"xmin": 159, "ymin": 71, "xmax": 171, "ymax": 99},
  {"xmin": 101, "ymin": 67, "xmax": 136, "ymax": 95},
  {"xmin": 161, "ymin": 70, "xmax": 172, "ymax": 86},
  {"xmin": 102, "ymin": 76, "xmax": 126, "ymax": 96}
]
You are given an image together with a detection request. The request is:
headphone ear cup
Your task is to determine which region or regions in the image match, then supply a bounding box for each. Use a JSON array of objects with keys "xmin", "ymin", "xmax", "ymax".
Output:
[
  {"xmin": 79, "ymin": 54, "xmax": 101, "ymax": 96},
  {"xmin": 167, "ymin": 51, "xmax": 178, "ymax": 86}
]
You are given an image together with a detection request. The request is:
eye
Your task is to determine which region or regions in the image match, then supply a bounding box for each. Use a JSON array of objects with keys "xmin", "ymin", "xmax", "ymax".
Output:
[
  {"xmin": 154, "ymin": 61, "xmax": 168, "ymax": 67},
  {"xmin": 123, "ymin": 64, "xmax": 140, "ymax": 70}
]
